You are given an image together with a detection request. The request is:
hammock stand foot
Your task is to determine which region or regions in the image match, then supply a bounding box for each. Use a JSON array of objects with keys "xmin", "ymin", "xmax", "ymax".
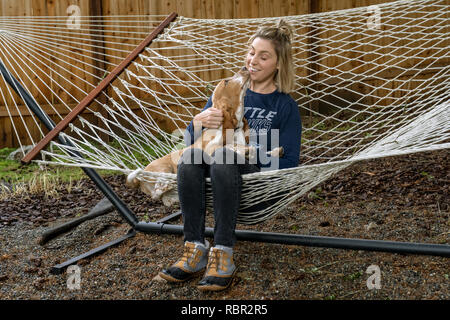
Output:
[
  {"xmin": 39, "ymin": 197, "xmax": 115, "ymax": 245},
  {"xmin": 49, "ymin": 211, "xmax": 183, "ymax": 275},
  {"xmin": 50, "ymin": 228, "xmax": 136, "ymax": 275}
]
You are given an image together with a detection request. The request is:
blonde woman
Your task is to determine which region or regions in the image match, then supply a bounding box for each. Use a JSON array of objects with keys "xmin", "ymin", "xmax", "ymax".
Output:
[{"xmin": 159, "ymin": 19, "xmax": 302, "ymax": 291}]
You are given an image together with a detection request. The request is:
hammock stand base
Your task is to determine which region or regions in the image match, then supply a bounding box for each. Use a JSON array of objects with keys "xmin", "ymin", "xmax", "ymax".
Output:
[
  {"xmin": 1, "ymin": 12, "xmax": 448, "ymax": 276},
  {"xmin": 50, "ymin": 207, "xmax": 450, "ymax": 275}
]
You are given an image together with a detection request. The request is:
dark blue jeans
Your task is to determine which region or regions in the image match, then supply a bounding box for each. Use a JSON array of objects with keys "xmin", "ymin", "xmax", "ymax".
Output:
[{"xmin": 177, "ymin": 147, "xmax": 260, "ymax": 247}]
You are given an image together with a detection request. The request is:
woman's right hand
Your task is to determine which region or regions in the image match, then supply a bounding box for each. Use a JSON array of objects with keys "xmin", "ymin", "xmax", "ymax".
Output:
[{"xmin": 193, "ymin": 107, "xmax": 224, "ymax": 129}]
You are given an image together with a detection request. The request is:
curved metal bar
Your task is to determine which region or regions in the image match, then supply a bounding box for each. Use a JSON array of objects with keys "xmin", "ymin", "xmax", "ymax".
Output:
[{"xmin": 21, "ymin": 12, "xmax": 178, "ymax": 164}]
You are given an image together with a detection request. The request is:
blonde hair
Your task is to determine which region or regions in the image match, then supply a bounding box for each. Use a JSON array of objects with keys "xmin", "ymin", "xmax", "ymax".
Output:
[{"xmin": 248, "ymin": 19, "xmax": 295, "ymax": 94}]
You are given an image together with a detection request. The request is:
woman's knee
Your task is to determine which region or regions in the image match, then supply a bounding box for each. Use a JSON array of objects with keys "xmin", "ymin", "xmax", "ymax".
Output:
[
  {"xmin": 177, "ymin": 148, "xmax": 216, "ymax": 181},
  {"xmin": 179, "ymin": 148, "xmax": 203, "ymax": 166},
  {"xmin": 210, "ymin": 157, "xmax": 240, "ymax": 182}
]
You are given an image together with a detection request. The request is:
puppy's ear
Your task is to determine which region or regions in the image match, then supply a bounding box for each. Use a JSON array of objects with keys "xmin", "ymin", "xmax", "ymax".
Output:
[
  {"xmin": 243, "ymin": 118, "xmax": 250, "ymax": 144},
  {"xmin": 212, "ymin": 80, "xmax": 226, "ymax": 103}
]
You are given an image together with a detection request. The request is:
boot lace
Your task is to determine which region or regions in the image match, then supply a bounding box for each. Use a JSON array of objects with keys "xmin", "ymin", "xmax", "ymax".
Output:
[
  {"xmin": 207, "ymin": 249, "xmax": 228, "ymax": 273},
  {"xmin": 180, "ymin": 245, "xmax": 202, "ymax": 269}
]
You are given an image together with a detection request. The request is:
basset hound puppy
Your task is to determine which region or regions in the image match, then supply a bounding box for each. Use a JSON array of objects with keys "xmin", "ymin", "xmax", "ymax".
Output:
[{"xmin": 126, "ymin": 67, "xmax": 282, "ymax": 206}]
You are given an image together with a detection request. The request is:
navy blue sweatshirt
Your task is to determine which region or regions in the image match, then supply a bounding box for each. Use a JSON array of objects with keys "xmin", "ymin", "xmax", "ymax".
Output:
[{"xmin": 185, "ymin": 88, "xmax": 302, "ymax": 170}]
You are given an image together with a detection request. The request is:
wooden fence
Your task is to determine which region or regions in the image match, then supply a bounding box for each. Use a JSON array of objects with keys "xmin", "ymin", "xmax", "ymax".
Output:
[
  {"xmin": 0, "ymin": 0, "xmax": 400, "ymax": 18},
  {"xmin": 0, "ymin": 0, "xmax": 446, "ymax": 148}
]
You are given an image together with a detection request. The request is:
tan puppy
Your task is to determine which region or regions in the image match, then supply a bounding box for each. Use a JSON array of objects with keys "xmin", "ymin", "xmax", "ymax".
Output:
[{"xmin": 126, "ymin": 68, "xmax": 253, "ymax": 204}]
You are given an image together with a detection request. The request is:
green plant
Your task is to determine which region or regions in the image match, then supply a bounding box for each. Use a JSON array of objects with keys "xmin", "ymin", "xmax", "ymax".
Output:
[
  {"xmin": 308, "ymin": 187, "xmax": 323, "ymax": 200},
  {"xmin": 0, "ymin": 148, "xmax": 15, "ymax": 159},
  {"xmin": 420, "ymin": 171, "xmax": 434, "ymax": 180},
  {"xmin": 345, "ymin": 271, "xmax": 362, "ymax": 281}
]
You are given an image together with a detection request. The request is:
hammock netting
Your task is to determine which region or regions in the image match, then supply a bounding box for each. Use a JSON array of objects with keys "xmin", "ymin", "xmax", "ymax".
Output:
[{"xmin": 0, "ymin": 0, "xmax": 448, "ymax": 224}]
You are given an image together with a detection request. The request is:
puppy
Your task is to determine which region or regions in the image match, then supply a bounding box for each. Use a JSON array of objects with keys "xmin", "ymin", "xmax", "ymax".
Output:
[
  {"xmin": 126, "ymin": 68, "xmax": 252, "ymax": 204},
  {"xmin": 126, "ymin": 68, "xmax": 284, "ymax": 205}
]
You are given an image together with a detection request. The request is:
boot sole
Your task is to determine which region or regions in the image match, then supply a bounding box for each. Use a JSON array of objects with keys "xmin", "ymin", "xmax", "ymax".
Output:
[
  {"xmin": 158, "ymin": 269, "xmax": 204, "ymax": 283},
  {"xmin": 197, "ymin": 268, "xmax": 238, "ymax": 292}
]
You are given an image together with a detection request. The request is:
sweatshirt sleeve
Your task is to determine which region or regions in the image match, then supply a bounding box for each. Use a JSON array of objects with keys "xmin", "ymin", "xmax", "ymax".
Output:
[
  {"xmin": 184, "ymin": 96, "xmax": 213, "ymax": 146},
  {"xmin": 261, "ymin": 99, "xmax": 302, "ymax": 170}
]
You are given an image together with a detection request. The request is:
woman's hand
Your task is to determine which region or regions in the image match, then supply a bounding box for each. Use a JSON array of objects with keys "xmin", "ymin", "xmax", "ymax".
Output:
[{"xmin": 193, "ymin": 107, "xmax": 223, "ymax": 129}]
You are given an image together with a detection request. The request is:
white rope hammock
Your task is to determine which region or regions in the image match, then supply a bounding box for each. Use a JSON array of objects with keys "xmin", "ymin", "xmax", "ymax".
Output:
[{"xmin": 0, "ymin": 0, "xmax": 448, "ymax": 224}]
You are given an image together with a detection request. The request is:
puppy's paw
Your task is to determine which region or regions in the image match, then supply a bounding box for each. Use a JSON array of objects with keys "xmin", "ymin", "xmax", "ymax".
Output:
[
  {"xmin": 162, "ymin": 190, "xmax": 179, "ymax": 207},
  {"xmin": 151, "ymin": 179, "xmax": 175, "ymax": 201},
  {"xmin": 267, "ymin": 147, "xmax": 284, "ymax": 158},
  {"xmin": 225, "ymin": 144, "xmax": 244, "ymax": 157},
  {"xmin": 126, "ymin": 169, "xmax": 142, "ymax": 188},
  {"xmin": 246, "ymin": 145, "xmax": 257, "ymax": 161},
  {"xmin": 140, "ymin": 180, "xmax": 155, "ymax": 196}
]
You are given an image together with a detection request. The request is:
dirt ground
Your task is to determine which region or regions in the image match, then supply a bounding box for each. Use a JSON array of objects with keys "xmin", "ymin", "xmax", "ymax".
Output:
[{"xmin": 0, "ymin": 150, "xmax": 448, "ymax": 300}]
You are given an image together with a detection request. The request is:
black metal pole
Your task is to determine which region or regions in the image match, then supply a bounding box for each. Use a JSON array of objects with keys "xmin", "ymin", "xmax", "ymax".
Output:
[
  {"xmin": 0, "ymin": 60, "xmax": 138, "ymax": 227},
  {"xmin": 134, "ymin": 222, "xmax": 450, "ymax": 257}
]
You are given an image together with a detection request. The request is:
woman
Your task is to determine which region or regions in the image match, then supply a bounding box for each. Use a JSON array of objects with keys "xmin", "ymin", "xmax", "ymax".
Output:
[{"xmin": 159, "ymin": 19, "xmax": 302, "ymax": 292}]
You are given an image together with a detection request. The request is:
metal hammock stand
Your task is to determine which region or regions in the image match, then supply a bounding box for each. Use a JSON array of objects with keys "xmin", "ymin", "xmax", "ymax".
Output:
[{"xmin": 2, "ymin": 12, "xmax": 448, "ymax": 275}]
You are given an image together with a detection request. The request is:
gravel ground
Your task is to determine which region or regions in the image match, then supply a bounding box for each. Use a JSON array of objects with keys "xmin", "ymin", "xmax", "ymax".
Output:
[{"xmin": 0, "ymin": 150, "xmax": 448, "ymax": 300}]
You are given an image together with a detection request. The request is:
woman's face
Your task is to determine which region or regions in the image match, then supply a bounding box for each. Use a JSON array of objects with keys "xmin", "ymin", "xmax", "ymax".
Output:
[{"xmin": 245, "ymin": 37, "xmax": 278, "ymax": 86}]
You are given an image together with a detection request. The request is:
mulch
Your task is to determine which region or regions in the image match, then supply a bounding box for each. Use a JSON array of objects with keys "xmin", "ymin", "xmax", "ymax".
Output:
[{"xmin": 0, "ymin": 149, "xmax": 448, "ymax": 300}]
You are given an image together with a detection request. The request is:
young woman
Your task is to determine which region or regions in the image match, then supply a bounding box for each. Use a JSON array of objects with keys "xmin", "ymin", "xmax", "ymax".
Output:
[{"xmin": 159, "ymin": 19, "xmax": 302, "ymax": 291}]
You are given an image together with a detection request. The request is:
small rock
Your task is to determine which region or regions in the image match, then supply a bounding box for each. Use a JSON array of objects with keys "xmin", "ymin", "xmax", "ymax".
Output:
[
  {"xmin": 319, "ymin": 221, "xmax": 331, "ymax": 227},
  {"xmin": 0, "ymin": 254, "xmax": 11, "ymax": 261},
  {"xmin": 152, "ymin": 274, "xmax": 166, "ymax": 282},
  {"xmin": 128, "ymin": 246, "xmax": 137, "ymax": 254},
  {"xmin": 364, "ymin": 222, "xmax": 377, "ymax": 231},
  {"xmin": 24, "ymin": 266, "xmax": 39, "ymax": 274},
  {"xmin": 32, "ymin": 277, "xmax": 48, "ymax": 290},
  {"xmin": 94, "ymin": 224, "xmax": 110, "ymax": 235},
  {"xmin": 77, "ymin": 259, "xmax": 90, "ymax": 266},
  {"xmin": 27, "ymin": 254, "xmax": 42, "ymax": 267}
]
